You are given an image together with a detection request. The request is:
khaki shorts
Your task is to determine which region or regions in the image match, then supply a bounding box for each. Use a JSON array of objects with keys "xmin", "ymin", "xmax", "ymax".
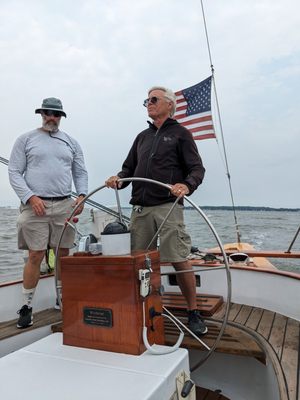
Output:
[
  {"xmin": 17, "ymin": 198, "xmax": 75, "ymax": 250},
  {"xmin": 130, "ymin": 203, "xmax": 191, "ymax": 263}
]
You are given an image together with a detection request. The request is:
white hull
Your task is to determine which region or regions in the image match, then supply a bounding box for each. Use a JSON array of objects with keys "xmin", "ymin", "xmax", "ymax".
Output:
[
  {"xmin": 162, "ymin": 264, "xmax": 300, "ymax": 321},
  {"xmin": 190, "ymin": 351, "xmax": 280, "ymax": 400},
  {"xmin": 2, "ymin": 267, "xmax": 299, "ymax": 325}
]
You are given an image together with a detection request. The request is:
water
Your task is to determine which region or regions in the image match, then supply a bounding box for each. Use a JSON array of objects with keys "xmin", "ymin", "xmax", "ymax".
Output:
[
  {"xmin": 0, "ymin": 207, "xmax": 299, "ymax": 283},
  {"xmin": 186, "ymin": 209, "xmax": 300, "ymax": 271}
]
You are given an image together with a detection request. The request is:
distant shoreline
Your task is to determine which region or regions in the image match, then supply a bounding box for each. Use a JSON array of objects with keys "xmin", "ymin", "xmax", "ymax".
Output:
[
  {"xmin": 197, "ymin": 206, "xmax": 300, "ymax": 212},
  {"xmin": 1, "ymin": 205, "xmax": 299, "ymax": 212},
  {"xmin": 121, "ymin": 205, "xmax": 300, "ymax": 212}
]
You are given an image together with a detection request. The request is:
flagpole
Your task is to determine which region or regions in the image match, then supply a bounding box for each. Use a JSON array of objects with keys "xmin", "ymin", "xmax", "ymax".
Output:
[{"xmin": 199, "ymin": 0, "xmax": 242, "ymax": 244}]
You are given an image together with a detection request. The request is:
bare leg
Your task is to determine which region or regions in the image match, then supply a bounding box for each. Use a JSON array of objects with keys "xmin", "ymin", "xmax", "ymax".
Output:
[
  {"xmin": 23, "ymin": 250, "xmax": 46, "ymax": 289},
  {"xmin": 23, "ymin": 248, "xmax": 69, "ymax": 288},
  {"xmin": 172, "ymin": 260, "xmax": 197, "ymax": 310}
]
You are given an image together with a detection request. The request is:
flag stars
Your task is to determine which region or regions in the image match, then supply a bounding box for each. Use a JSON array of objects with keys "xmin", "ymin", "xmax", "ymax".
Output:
[{"xmin": 182, "ymin": 78, "xmax": 212, "ymax": 116}]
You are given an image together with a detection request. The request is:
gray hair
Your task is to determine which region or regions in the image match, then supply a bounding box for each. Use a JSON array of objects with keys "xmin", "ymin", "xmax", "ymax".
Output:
[{"xmin": 148, "ymin": 86, "xmax": 177, "ymax": 117}]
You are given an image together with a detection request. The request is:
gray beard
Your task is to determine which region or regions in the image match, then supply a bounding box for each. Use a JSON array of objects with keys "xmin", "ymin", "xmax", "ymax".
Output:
[{"xmin": 42, "ymin": 120, "xmax": 60, "ymax": 132}]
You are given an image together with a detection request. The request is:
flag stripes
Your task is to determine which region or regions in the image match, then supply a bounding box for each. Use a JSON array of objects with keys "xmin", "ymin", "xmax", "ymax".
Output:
[{"xmin": 174, "ymin": 77, "xmax": 216, "ymax": 140}]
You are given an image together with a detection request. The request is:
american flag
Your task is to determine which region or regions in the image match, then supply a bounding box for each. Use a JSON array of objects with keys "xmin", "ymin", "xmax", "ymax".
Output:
[{"xmin": 174, "ymin": 76, "xmax": 216, "ymax": 140}]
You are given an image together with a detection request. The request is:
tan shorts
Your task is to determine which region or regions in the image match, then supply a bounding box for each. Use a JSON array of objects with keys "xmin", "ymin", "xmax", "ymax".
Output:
[
  {"xmin": 130, "ymin": 203, "xmax": 191, "ymax": 263},
  {"xmin": 17, "ymin": 198, "xmax": 75, "ymax": 250}
]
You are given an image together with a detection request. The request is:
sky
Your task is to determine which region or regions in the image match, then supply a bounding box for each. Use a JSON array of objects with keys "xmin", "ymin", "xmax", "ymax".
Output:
[{"xmin": 0, "ymin": 0, "xmax": 299, "ymax": 208}]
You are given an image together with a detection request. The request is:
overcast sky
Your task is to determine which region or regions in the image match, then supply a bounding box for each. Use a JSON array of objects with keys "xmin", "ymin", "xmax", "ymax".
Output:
[{"xmin": 0, "ymin": 0, "xmax": 299, "ymax": 208}]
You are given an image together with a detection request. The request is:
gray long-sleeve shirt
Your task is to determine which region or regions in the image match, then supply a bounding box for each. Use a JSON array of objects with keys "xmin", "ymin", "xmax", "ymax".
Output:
[{"xmin": 8, "ymin": 128, "xmax": 88, "ymax": 204}]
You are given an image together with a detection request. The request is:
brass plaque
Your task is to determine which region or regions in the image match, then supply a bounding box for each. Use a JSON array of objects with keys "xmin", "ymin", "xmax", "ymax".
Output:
[{"xmin": 83, "ymin": 307, "xmax": 113, "ymax": 328}]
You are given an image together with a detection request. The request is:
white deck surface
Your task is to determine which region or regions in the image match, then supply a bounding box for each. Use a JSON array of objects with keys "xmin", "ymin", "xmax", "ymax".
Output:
[{"xmin": 0, "ymin": 333, "xmax": 189, "ymax": 400}]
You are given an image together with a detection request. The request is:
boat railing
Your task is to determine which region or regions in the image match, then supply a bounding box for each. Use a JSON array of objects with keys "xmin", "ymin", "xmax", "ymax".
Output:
[
  {"xmin": 208, "ymin": 249, "xmax": 300, "ymax": 259},
  {"xmin": 286, "ymin": 225, "xmax": 300, "ymax": 253}
]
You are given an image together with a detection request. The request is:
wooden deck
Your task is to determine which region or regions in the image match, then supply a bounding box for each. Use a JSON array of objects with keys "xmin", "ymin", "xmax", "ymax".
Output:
[
  {"xmin": 162, "ymin": 292, "xmax": 223, "ymax": 316},
  {"xmin": 163, "ymin": 293, "xmax": 300, "ymax": 400},
  {"xmin": 0, "ymin": 308, "xmax": 61, "ymax": 341}
]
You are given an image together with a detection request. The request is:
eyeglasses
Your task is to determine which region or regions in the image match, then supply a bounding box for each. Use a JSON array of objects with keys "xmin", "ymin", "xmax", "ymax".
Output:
[
  {"xmin": 143, "ymin": 96, "xmax": 162, "ymax": 107},
  {"xmin": 42, "ymin": 110, "xmax": 63, "ymax": 117}
]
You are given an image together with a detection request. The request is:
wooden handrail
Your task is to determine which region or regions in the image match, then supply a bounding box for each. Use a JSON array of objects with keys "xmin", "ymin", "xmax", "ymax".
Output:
[{"xmin": 208, "ymin": 250, "xmax": 300, "ymax": 259}]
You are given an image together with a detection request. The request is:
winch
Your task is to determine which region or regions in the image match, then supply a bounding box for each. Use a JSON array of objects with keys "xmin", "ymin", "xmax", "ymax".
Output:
[{"xmin": 77, "ymin": 233, "xmax": 97, "ymax": 252}]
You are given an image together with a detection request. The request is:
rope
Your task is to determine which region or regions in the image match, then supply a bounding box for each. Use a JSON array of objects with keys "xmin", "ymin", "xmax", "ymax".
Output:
[{"xmin": 199, "ymin": 0, "xmax": 241, "ymax": 243}]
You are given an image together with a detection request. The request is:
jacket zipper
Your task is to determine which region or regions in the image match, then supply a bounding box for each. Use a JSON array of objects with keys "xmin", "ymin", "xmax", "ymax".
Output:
[{"xmin": 142, "ymin": 127, "xmax": 161, "ymax": 205}]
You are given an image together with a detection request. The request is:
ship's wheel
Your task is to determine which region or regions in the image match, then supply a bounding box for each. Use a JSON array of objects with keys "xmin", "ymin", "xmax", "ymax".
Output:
[{"xmin": 55, "ymin": 177, "xmax": 231, "ymax": 370}]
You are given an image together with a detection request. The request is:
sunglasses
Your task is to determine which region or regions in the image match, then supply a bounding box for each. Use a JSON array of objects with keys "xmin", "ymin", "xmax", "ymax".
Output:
[
  {"xmin": 143, "ymin": 96, "xmax": 162, "ymax": 107},
  {"xmin": 42, "ymin": 110, "xmax": 63, "ymax": 117}
]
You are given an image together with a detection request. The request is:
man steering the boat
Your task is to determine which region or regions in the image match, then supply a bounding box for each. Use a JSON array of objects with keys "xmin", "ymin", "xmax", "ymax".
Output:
[
  {"xmin": 106, "ymin": 86, "xmax": 207, "ymax": 336},
  {"xmin": 8, "ymin": 97, "xmax": 88, "ymax": 329}
]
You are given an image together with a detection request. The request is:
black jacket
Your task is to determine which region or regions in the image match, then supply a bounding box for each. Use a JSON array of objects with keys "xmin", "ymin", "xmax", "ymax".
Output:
[{"xmin": 118, "ymin": 118, "xmax": 205, "ymax": 206}]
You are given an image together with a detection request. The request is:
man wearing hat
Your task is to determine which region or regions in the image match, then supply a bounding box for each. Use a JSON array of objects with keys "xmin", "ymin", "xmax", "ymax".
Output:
[{"xmin": 8, "ymin": 97, "xmax": 88, "ymax": 329}]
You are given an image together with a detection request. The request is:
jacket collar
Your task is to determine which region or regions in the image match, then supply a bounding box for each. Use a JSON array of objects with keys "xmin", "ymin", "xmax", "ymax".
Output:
[{"xmin": 147, "ymin": 117, "xmax": 178, "ymax": 130}]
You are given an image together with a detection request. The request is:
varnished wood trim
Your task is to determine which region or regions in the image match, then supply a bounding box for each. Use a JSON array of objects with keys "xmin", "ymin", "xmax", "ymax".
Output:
[
  {"xmin": 229, "ymin": 265, "xmax": 300, "ymax": 280},
  {"xmin": 208, "ymin": 250, "xmax": 300, "ymax": 259},
  {"xmin": 0, "ymin": 273, "xmax": 54, "ymax": 289}
]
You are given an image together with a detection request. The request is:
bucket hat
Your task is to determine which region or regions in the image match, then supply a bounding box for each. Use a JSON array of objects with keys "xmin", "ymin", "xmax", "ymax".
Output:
[{"xmin": 35, "ymin": 97, "xmax": 67, "ymax": 117}]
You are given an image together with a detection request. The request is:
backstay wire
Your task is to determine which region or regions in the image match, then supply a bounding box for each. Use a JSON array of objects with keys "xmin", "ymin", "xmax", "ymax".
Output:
[{"xmin": 199, "ymin": 0, "xmax": 241, "ymax": 243}]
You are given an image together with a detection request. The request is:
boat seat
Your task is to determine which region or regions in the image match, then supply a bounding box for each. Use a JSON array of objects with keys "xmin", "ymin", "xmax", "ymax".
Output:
[{"xmin": 162, "ymin": 292, "xmax": 223, "ymax": 316}]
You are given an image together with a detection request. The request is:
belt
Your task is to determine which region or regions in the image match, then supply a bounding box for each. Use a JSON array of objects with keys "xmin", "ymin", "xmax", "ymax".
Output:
[{"xmin": 39, "ymin": 195, "xmax": 71, "ymax": 201}]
